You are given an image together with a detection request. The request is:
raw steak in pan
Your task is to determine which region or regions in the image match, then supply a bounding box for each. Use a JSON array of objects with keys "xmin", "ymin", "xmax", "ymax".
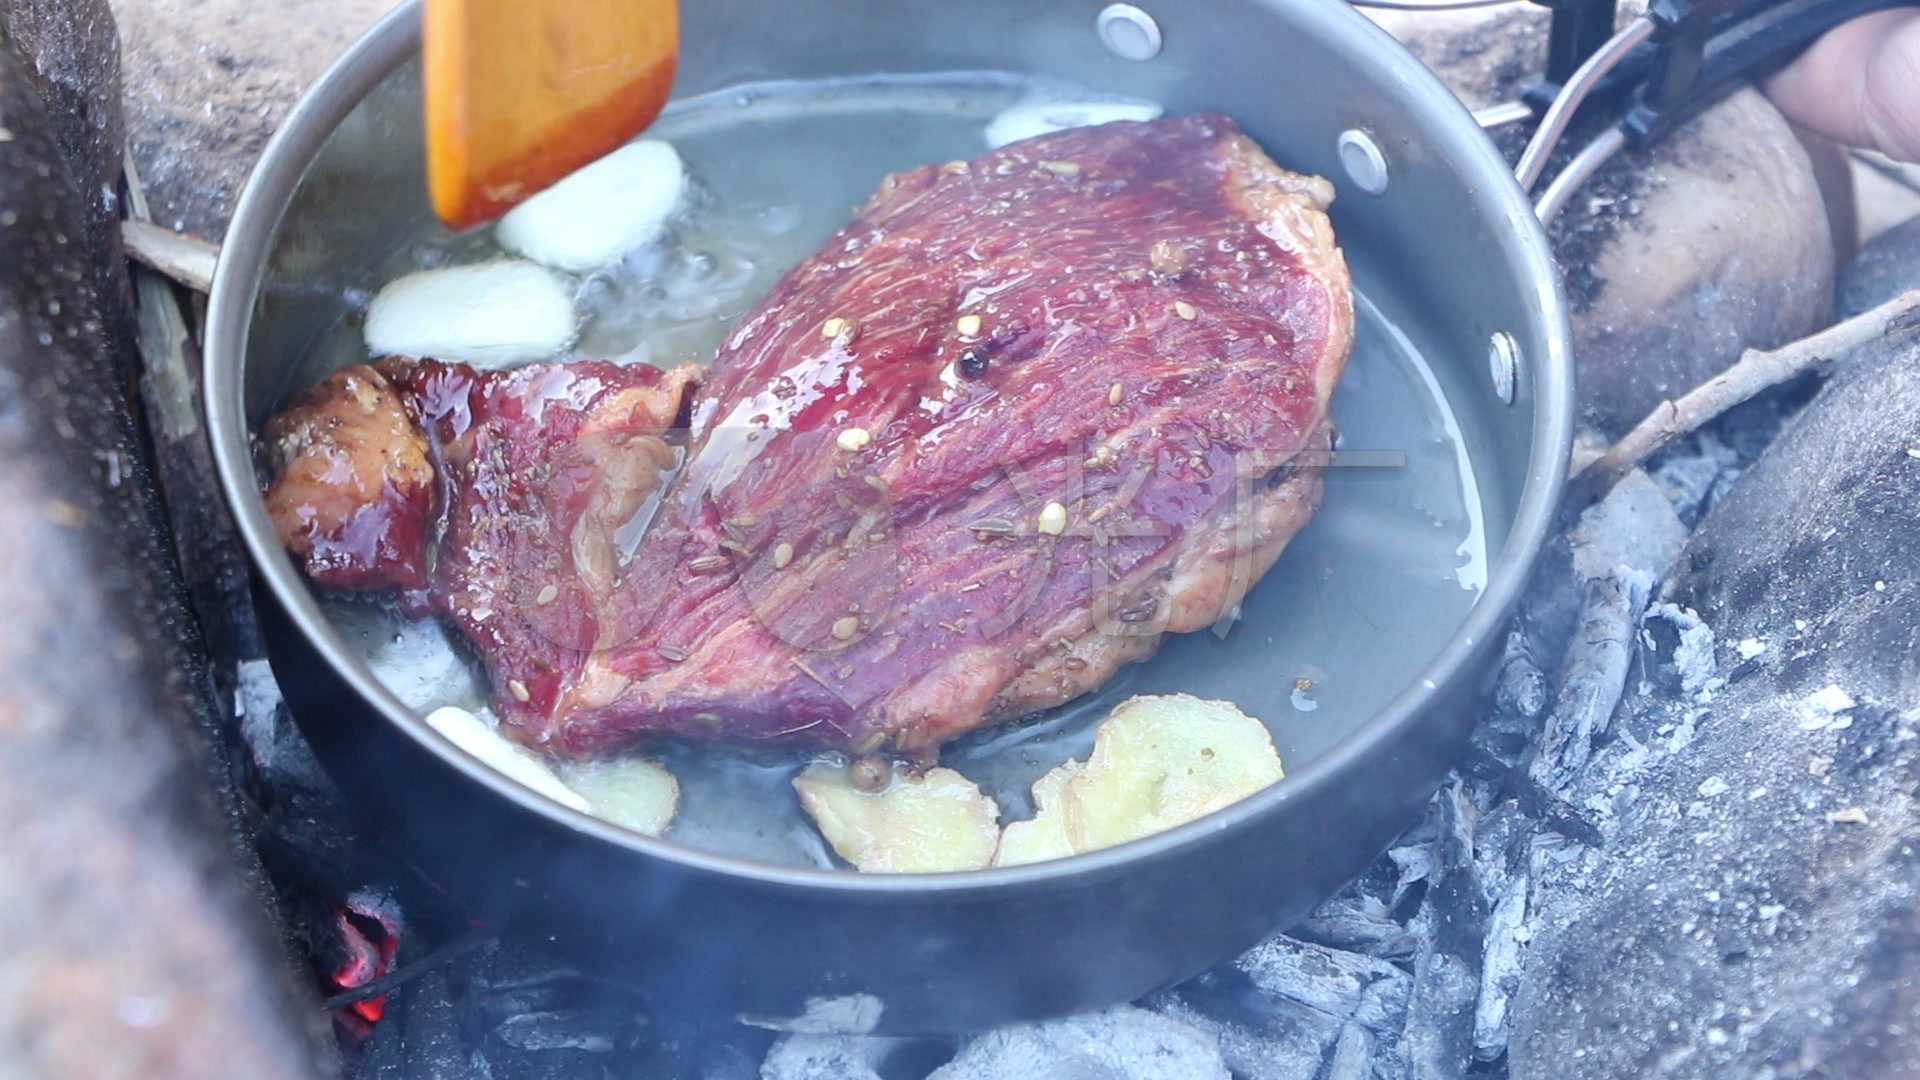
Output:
[{"xmin": 263, "ymin": 114, "xmax": 1355, "ymax": 759}]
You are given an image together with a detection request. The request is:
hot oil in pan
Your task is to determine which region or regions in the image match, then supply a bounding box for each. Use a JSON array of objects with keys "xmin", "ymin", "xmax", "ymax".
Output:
[{"xmin": 316, "ymin": 74, "xmax": 1486, "ymax": 868}]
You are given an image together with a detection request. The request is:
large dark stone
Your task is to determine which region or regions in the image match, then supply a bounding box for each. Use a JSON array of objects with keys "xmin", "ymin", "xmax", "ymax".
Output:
[
  {"xmin": 0, "ymin": 24, "xmax": 329, "ymax": 1080},
  {"xmin": 1, "ymin": 0, "xmax": 123, "ymax": 281},
  {"xmin": 1374, "ymin": 8, "xmax": 1837, "ymax": 439},
  {"xmin": 2, "ymin": 0, "xmax": 133, "ymax": 390},
  {"xmin": 1837, "ymin": 214, "xmax": 1920, "ymax": 318},
  {"xmin": 1508, "ymin": 329, "xmax": 1920, "ymax": 1078}
]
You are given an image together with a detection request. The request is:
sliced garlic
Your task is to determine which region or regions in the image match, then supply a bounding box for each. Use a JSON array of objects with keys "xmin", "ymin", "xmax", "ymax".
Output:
[
  {"xmin": 984, "ymin": 95, "xmax": 1164, "ymax": 150},
  {"xmin": 794, "ymin": 763, "xmax": 1001, "ymax": 873},
  {"xmin": 423, "ymin": 706, "xmax": 590, "ymax": 811},
  {"xmin": 495, "ymin": 140, "xmax": 687, "ymax": 271},
  {"xmin": 365, "ymin": 261, "xmax": 574, "ymax": 367},
  {"xmin": 559, "ymin": 757, "xmax": 681, "ymax": 836}
]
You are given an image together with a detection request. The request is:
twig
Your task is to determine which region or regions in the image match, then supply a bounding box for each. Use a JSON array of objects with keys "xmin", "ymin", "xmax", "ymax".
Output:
[
  {"xmin": 122, "ymin": 218, "xmax": 218, "ymax": 293},
  {"xmin": 320, "ymin": 932, "xmax": 491, "ymax": 1010},
  {"xmin": 1460, "ymin": 745, "xmax": 1605, "ymax": 847},
  {"xmin": 1568, "ymin": 287, "xmax": 1920, "ymax": 510}
]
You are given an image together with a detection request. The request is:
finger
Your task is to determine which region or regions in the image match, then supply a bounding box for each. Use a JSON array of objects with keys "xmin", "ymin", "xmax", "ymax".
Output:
[{"xmin": 1763, "ymin": 8, "xmax": 1920, "ymax": 163}]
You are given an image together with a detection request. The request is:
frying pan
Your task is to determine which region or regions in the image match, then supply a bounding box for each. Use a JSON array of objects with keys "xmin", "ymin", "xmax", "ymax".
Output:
[{"xmin": 201, "ymin": 0, "xmax": 1869, "ymax": 1033}]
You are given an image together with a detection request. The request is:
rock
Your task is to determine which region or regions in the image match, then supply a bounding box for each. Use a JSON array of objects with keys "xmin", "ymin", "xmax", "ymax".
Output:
[
  {"xmin": 1377, "ymin": 6, "xmax": 1836, "ymax": 438},
  {"xmin": 929, "ymin": 1008, "xmax": 1229, "ymax": 1080},
  {"xmin": 112, "ymin": 0, "xmax": 398, "ymax": 241},
  {"xmin": 3, "ymin": 0, "xmax": 132, "ymax": 387},
  {"xmin": 1563, "ymin": 84, "xmax": 1834, "ymax": 437},
  {"xmin": 1837, "ymin": 213, "xmax": 1920, "ymax": 318},
  {"xmin": 0, "ymin": 30, "xmax": 330, "ymax": 1080},
  {"xmin": 2, "ymin": 0, "xmax": 125, "ymax": 295},
  {"xmin": 1507, "ymin": 332, "xmax": 1920, "ymax": 1078}
]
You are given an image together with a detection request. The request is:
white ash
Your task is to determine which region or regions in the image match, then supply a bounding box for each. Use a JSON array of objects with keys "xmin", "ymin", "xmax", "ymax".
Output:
[
  {"xmin": 1643, "ymin": 602, "xmax": 1721, "ymax": 703},
  {"xmin": 928, "ymin": 1008, "xmax": 1228, "ymax": 1080},
  {"xmin": 1568, "ymin": 470, "xmax": 1689, "ymax": 585},
  {"xmin": 1801, "ymin": 684, "xmax": 1857, "ymax": 719},
  {"xmin": 760, "ymin": 1032, "xmax": 909, "ymax": 1080},
  {"xmin": 233, "ymin": 656, "xmax": 285, "ymax": 771}
]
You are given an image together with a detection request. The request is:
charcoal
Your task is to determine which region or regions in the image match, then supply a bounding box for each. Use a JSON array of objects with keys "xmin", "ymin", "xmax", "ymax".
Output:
[
  {"xmin": 490, "ymin": 1010, "xmax": 620, "ymax": 1054},
  {"xmin": 1143, "ymin": 927, "xmax": 1418, "ymax": 1079},
  {"xmin": 1491, "ymin": 629, "xmax": 1549, "ymax": 724},
  {"xmin": 1394, "ymin": 785, "xmax": 1484, "ymax": 1078},
  {"xmin": 1528, "ymin": 569, "xmax": 1653, "ymax": 792},
  {"xmin": 1384, "ymin": 842, "xmax": 1435, "ymax": 911},
  {"xmin": 1326, "ymin": 1022, "xmax": 1377, "ymax": 1080},
  {"xmin": 1290, "ymin": 898, "xmax": 1420, "ymax": 962},
  {"xmin": 1638, "ymin": 602, "xmax": 1721, "ymax": 710},
  {"xmin": 1235, "ymin": 936, "xmax": 1412, "ymax": 1033},
  {"xmin": 400, "ymin": 971, "xmax": 469, "ymax": 1080},
  {"xmin": 473, "ymin": 983, "xmax": 573, "ymax": 1026},
  {"xmin": 1509, "ymin": 333, "xmax": 1920, "ymax": 1078},
  {"xmin": 640, "ymin": 1015, "xmax": 777, "ymax": 1079},
  {"xmin": 1647, "ymin": 430, "xmax": 1738, "ymax": 527},
  {"xmin": 1152, "ymin": 978, "xmax": 1350, "ymax": 1080},
  {"xmin": 352, "ymin": 997, "xmax": 408, "ymax": 1079},
  {"xmin": 928, "ymin": 1008, "xmax": 1228, "ymax": 1080},
  {"xmin": 1472, "ymin": 871, "xmax": 1528, "ymax": 1063},
  {"xmin": 466, "ymin": 949, "xmax": 580, "ymax": 1026},
  {"xmin": 1836, "ymin": 213, "xmax": 1920, "ymax": 318},
  {"xmin": 1518, "ymin": 485, "xmax": 1677, "ymax": 787}
]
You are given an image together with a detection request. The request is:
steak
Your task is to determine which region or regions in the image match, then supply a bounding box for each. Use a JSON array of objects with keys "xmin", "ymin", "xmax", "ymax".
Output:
[{"xmin": 263, "ymin": 114, "xmax": 1355, "ymax": 759}]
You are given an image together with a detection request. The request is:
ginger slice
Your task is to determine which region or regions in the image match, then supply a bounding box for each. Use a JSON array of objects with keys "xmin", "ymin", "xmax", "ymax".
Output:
[{"xmin": 794, "ymin": 764, "xmax": 1001, "ymax": 873}]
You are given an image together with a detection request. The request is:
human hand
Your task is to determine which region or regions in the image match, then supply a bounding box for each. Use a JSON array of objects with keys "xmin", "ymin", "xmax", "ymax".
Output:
[{"xmin": 1762, "ymin": 8, "xmax": 1920, "ymax": 163}]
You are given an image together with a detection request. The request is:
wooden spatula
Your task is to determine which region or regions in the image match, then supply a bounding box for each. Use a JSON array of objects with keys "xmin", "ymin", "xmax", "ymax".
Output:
[{"xmin": 423, "ymin": 0, "xmax": 680, "ymax": 231}]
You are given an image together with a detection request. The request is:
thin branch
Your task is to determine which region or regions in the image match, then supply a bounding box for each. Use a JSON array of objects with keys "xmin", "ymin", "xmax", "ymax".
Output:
[
  {"xmin": 320, "ymin": 932, "xmax": 491, "ymax": 1010},
  {"xmin": 120, "ymin": 151, "xmax": 219, "ymax": 293},
  {"xmin": 1568, "ymin": 287, "xmax": 1920, "ymax": 509},
  {"xmin": 122, "ymin": 218, "xmax": 218, "ymax": 293}
]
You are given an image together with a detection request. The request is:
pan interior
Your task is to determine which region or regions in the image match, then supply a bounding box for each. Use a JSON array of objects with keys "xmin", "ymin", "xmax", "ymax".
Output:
[{"xmin": 279, "ymin": 69, "xmax": 1489, "ymax": 868}]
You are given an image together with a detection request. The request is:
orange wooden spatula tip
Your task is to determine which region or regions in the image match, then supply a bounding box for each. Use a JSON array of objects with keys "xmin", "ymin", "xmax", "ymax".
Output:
[{"xmin": 424, "ymin": 0, "xmax": 680, "ymax": 231}]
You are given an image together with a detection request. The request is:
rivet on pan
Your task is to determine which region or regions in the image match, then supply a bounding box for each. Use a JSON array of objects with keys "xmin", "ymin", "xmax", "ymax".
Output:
[
  {"xmin": 1097, "ymin": 4, "xmax": 1164, "ymax": 61},
  {"xmin": 1337, "ymin": 130, "xmax": 1390, "ymax": 197},
  {"xmin": 1488, "ymin": 331, "xmax": 1520, "ymax": 405}
]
